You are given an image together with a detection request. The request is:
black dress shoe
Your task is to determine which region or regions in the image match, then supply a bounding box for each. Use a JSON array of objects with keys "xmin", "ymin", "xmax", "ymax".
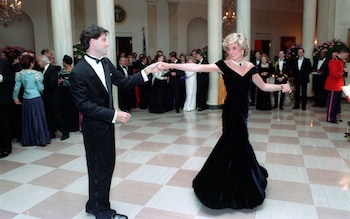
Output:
[
  {"xmin": 112, "ymin": 213, "xmax": 128, "ymax": 219},
  {"xmin": 279, "ymin": 107, "xmax": 284, "ymax": 110},
  {"xmin": 60, "ymin": 133, "xmax": 69, "ymax": 141},
  {"xmin": 0, "ymin": 151, "xmax": 11, "ymax": 158}
]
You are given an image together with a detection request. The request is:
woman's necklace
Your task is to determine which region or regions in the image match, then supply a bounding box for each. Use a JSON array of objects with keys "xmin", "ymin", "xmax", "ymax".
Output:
[{"xmin": 231, "ymin": 59, "xmax": 244, "ymax": 67}]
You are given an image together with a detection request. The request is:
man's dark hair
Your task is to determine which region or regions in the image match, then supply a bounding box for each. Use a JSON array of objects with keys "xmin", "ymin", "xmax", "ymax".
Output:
[
  {"xmin": 41, "ymin": 48, "xmax": 50, "ymax": 55},
  {"xmin": 196, "ymin": 49, "xmax": 204, "ymax": 57},
  {"xmin": 80, "ymin": 24, "xmax": 109, "ymax": 52},
  {"xmin": 169, "ymin": 51, "xmax": 177, "ymax": 58}
]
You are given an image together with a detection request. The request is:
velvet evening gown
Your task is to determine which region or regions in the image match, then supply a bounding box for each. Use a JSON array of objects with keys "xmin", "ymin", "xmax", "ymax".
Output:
[{"xmin": 192, "ymin": 60, "xmax": 268, "ymax": 209}]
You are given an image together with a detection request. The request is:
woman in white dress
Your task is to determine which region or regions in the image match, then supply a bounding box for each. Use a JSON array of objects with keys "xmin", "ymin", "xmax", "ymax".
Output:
[{"xmin": 183, "ymin": 56, "xmax": 197, "ymax": 111}]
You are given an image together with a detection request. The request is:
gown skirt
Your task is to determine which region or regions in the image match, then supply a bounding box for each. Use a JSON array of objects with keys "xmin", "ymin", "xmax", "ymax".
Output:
[
  {"xmin": 21, "ymin": 96, "xmax": 51, "ymax": 146},
  {"xmin": 192, "ymin": 60, "xmax": 268, "ymax": 210}
]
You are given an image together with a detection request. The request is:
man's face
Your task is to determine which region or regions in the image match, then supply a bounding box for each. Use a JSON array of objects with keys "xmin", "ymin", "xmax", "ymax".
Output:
[
  {"xmin": 297, "ymin": 49, "xmax": 304, "ymax": 57},
  {"xmin": 119, "ymin": 57, "xmax": 127, "ymax": 66},
  {"xmin": 91, "ymin": 33, "xmax": 109, "ymax": 57},
  {"xmin": 255, "ymin": 52, "xmax": 261, "ymax": 60},
  {"xmin": 278, "ymin": 51, "xmax": 285, "ymax": 59},
  {"xmin": 195, "ymin": 54, "xmax": 202, "ymax": 61}
]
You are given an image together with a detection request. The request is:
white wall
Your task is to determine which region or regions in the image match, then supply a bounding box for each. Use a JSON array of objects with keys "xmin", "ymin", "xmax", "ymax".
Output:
[
  {"xmin": 2, "ymin": 0, "xmax": 350, "ymax": 60},
  {"xmin": 335, "ymin": 0, "xmax": 350, "ymax": 43}
]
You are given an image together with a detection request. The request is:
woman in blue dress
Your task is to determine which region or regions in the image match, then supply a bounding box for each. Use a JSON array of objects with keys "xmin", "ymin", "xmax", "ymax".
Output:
[
  {"xmin": 159, "ymin": 33, "xmax": 291, "ymax": 209},
  {"xmin": 13, "ymin": 54, "xmax": 51, "ymax": 146}
]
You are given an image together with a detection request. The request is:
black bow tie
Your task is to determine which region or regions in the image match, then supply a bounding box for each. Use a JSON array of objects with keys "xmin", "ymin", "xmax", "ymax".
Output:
[{"xmin": 86, "ymin": 54, "xmax": 102, "ymax": 64}]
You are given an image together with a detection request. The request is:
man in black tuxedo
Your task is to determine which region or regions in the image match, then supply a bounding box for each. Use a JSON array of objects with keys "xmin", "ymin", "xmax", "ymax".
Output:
[
  {"xmin": 37, "ymin": 55, "xmax": 69, "ymax": 140},
  {"xmin": 274, "ymin": 50, "xmax": 289, "ymax": 110},
  {"xmin": 116, "ymin": 56, "xmax": 135, "ymax": 112},
  {"xmin": 166, "ymin": 51, "xmax": 185, "ymax": 113},
  {"xmin": 195, "ymin": 49, "xmax": 209, "ymax": 111},
  {"xmin": 250, "ymin": 51, "xmax": 262, "ymax": 106},
  {"xmin": 0, "ymin": 58, "xmax": 15, "ymax": 158},
  {"xmin": 69, "ymin": 24, "xmax": 159, "ymax": 219},
  {"xmin": 312, "ymin": 50, "xmax": 329, "ymax": 107},
  {"xmin": 292, "ymin": 48, "xmax": 312, "ymax": 110}
]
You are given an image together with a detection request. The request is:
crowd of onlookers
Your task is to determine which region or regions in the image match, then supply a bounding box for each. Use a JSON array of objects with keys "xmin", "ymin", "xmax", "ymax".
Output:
[
  {"xmin": 0, "ymin": 48, "xmax": 78, "ymax": 158},
  {"xmin": 1, "ymin": 43, "xmax": 349, "ymax": 158},
  {"xmin": 116, "ymin": 49, "xmax": 210, "ymax": 114},
  {"xmin": 250, "ymin": 46, "xmax": 349, "ymax": 124}
]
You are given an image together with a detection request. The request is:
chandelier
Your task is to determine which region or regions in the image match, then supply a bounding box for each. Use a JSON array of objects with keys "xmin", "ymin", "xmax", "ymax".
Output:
[
  {"xmin": 0, "ymin": 0, "xmax": 22, "ymax": 27},
  {"xmin": 222, "ymin": 0, "xmax": 236, "ymax": 31}
]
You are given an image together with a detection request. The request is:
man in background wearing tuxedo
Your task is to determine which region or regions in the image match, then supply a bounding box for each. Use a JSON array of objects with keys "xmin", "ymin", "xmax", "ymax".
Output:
[
  {"xmin": 312, "ymin": 50, "xmax": 329, "ymax": 107},
  {"xmin": 274, "ymin": 50, "xmax": 289, "ymax": 110},
  {"xmin": 166, "ymin": 51, "xmax": 185, "ymax": 113},
  {"xmin": 292, "ymin": 48, "xmax": 312, "ymax": 110},
  {"xmin": 117, "ymin": 56, "xmax": 135, "ymax": 112},
  {"xmin": 195, "ymin": 49, "xmax": 209, "ymax": 111}
]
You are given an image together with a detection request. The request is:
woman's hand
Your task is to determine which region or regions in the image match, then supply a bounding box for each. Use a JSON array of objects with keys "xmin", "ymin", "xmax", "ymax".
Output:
[
  {"xmin": 281, "ymin": 83, "xmax": 291, "ymax": 93},
  {"xmin": 13, "ymin": 98, "xmax": 21, "ymax": 105}
]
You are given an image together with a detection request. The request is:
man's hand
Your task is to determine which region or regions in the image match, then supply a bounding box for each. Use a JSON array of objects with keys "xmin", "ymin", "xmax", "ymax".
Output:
[{"xmin": 117, "ymin": 111, "xmax": 131, "ymax": 123}]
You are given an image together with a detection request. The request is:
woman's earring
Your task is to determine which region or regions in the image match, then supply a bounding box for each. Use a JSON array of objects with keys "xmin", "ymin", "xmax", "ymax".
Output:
[{"xmin": 242, "ymin": 50, "xmax": 244, "ymax": 55}]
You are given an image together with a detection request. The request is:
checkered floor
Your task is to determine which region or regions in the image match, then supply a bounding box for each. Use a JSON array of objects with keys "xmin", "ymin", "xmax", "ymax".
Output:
[{"xmin": 1, "ymin": 97, "xmax": 350, "ymax": 219}]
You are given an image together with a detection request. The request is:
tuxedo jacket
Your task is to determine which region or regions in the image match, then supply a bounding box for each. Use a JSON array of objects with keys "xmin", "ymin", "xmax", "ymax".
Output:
[
  {"xmin": 0, "ymin": 59, "xmax": 15, "ymax": 105},
  {"xmin": 43, "ymin": 64, "xmax": 60, "ymax": 102},
  {"xmin": 197, "ymin": 58, "xmax": 209, "ymax": 87},
  {"xmin": 312, "ymin": 58, "xmax": 329, "ymax": 80},
  {"xmin": 274, "ymin": 59, "xmax": 290, "ymax": 84},
  {"xmin": 165, "ymin": 59, "xmax": 185, "ymax": 88},
  {"xmin": 292, "ymin": 58, "xmax": 312, "ymax": 83},
  {"xmin": 70, "ymin": 57, "xmax": 144, "ymax": 124}
]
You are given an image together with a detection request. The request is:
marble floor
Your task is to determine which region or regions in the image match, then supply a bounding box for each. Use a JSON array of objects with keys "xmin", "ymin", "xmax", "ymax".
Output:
[{"xmin": 1, "ymin": 98, "xmax": 350, "ymax": 219}]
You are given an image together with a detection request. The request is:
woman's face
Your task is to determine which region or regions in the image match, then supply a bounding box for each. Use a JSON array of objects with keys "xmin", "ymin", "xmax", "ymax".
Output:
[
  {"xmin": 158, "ymin": 55, "xmax": 164, "ymax": 62},
  {"xmin": 226, "ymin": 42, "xmax": 243, "ymax": 60},
  {"xmin": 261, "ymin": 56, "xmax": 268, "ymax": 64}
]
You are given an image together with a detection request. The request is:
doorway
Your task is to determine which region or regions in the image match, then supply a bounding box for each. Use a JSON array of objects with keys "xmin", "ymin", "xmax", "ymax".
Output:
[
  {"xmin": 254, "ymin": 40, "xmax": 270, "ymax": 56},
  {"xmin": 116, "ymin": 37, "xmax": 132, "ymax": 58}
]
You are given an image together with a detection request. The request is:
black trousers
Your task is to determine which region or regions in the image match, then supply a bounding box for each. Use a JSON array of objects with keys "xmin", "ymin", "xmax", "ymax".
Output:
[
  {"xmin": 0, "ymin": 103, "xmax": 13, "ymax": 152},
  {"xmin": 294, "ymin": 81, "xmax": 308, "ymax": 109}
]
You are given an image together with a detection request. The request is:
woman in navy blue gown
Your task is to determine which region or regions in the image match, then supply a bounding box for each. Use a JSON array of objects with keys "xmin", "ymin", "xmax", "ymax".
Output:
[{"xmin": 159, "ymin": 33, "xmax": 291, "ymax": 209}]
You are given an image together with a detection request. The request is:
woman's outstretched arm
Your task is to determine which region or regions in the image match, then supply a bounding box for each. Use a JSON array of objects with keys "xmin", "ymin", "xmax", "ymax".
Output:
[
  {"xmin": 252, "ymin": 73, "xmax": 291, "ymax": 93},
  {"xmin": 158, "ymin": 62, "xmax": 220, "ymax": 73}
]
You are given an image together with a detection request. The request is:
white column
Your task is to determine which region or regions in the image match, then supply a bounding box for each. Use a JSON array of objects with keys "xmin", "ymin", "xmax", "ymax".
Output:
[
  {"xmin": 168, "ymin": 0, "xmax": 179, "ymax": 52},
  {"xmin": 302, "ymin": 0, "xmax": 317, "ymax": 96},
  {"xmin": 50, "ymin": 0, "xmax": 73, "ymax": 65},
  {"xmin": 207, "ymin": 0, "xmax": 222, "ymax": 107},
  {"xmin": 96, "ymin": 0, "xmax": 116, "ymax": 65},
  {"xmin": 96, "ymin": 0, "xmax": 118, "ymax": 108},
  {"xmin": 236, "ymin": 0, "xmax": 251, "ymax": 61},
  {"xmin": 302, "ymin": 0, "xmax": 317, "ymax": 60},
  {"xmin": 317, "ymin": 0, "xmax": 336, "ymax": 43},
  {"xmin": 146, "ymin": 0, "xmax": 158, "ymax": 56}
]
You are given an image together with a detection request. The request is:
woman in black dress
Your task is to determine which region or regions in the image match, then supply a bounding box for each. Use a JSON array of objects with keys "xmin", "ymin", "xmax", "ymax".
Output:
[
  {"xmin": 256, "ymin": 54, "xmax": 274, "ymax": 110},
  {"xmin": 159, "ymin": 33, "xmax": 291, "ymax": 209}
]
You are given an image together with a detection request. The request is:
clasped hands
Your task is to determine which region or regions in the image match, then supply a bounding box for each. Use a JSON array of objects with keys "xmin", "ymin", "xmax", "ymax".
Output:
[{"xmin": 143, "ymin": 62, "xmax": 170, "ymax": 75}]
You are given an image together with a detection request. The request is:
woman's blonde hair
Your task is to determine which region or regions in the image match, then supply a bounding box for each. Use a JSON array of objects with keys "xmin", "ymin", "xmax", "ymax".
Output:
[
  {"xmin": 185, "ymin": 55, "xmax": 196, "ymax": 63},
  {"xmin": 222, "ymin": 33, "xmax": 250, "ymax": 58}
]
